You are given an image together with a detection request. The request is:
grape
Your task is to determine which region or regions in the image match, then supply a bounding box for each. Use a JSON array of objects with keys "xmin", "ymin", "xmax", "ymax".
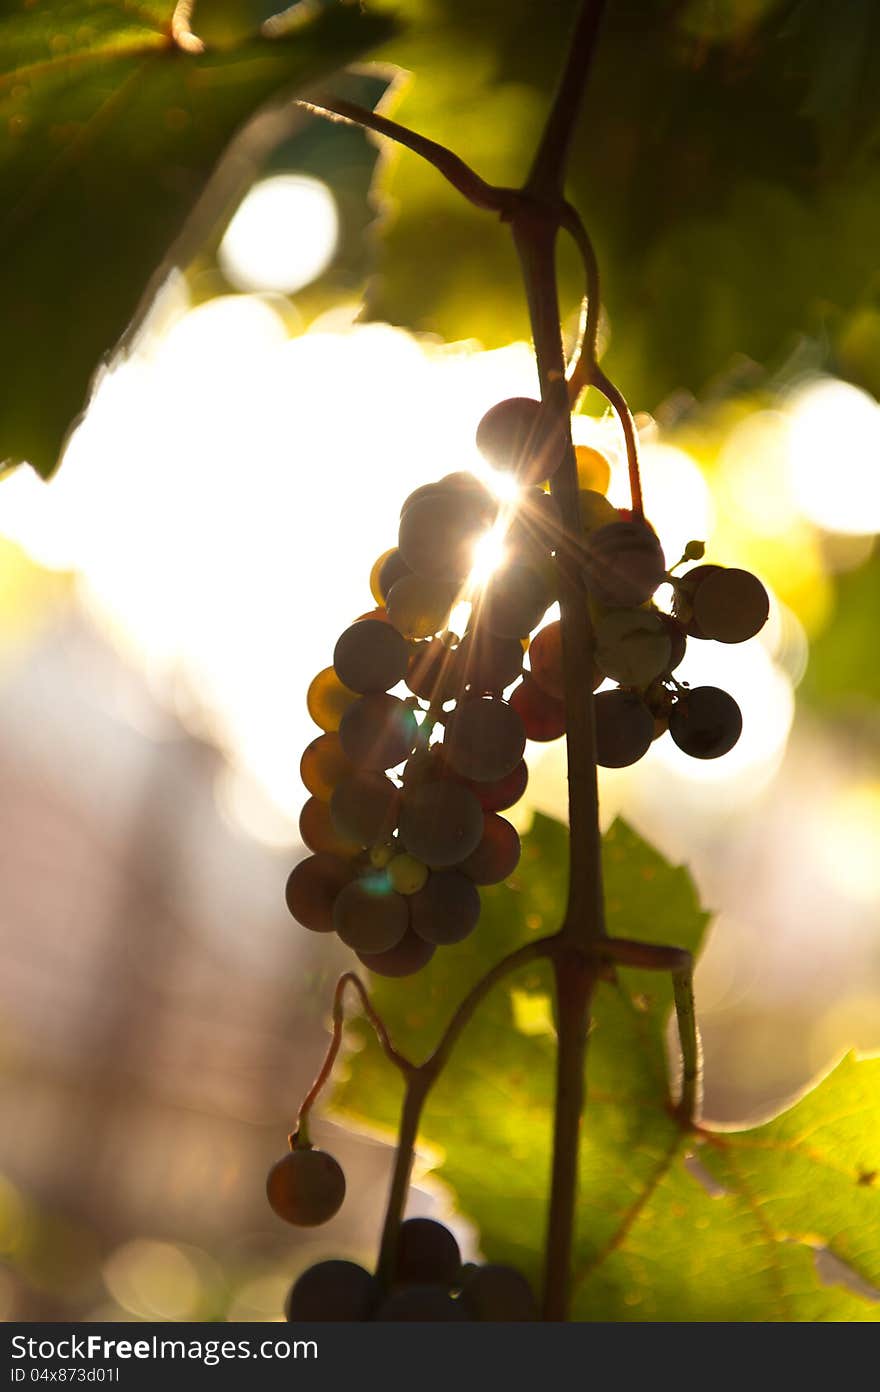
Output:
[
  {"xmin": 406, "ymin": 639, "xmax": 461, "ymax": 703},
  {"xmin": 285, "ymin": 1260, "xmax": 377, "ymax": 1322},
  {"xmin": 375, "ymin": 1286, "xmax": 468, "ymax": 1321},
  {"xmin": 266, "ymin": 1148, "xmax": 345, "ymax": 1227},
  {"xmin": 369, "ymin": 549, "xmax": 396, "ymax": 604},
  {"xmin": 475, "ymin": 397, "xmax": 541, "ymax": 472},
  {"xmin": 398, "ymin": 780, "xmax": 484, "ymax": 866},
  {"xmin": 527, "ymin": 619, "xmax": 565, "ymax": 699},
  {"xmin": 357, "ymin": 927, "xmax": 436, "ymax": 977},
  {"xmin": 333, "ymin": 619, "xmax": 410, "ymax": 694},
  {"xmin": 673, "ymin": 563, "xmax": 723, "ymax": 637},
  {"xmin": 330, "ymin": 771, "xmax": 400, "ymax": 847},
  {"xmin": 657, "ymin": 612, "xmax": 687, "ymax": 671},
  {"xmin": 333, "ymin": 874, "xmax": 409, "ymax": 953},
  {"xmin": 299, "ymin": 797, "xmax": 361, "ymax": 858},
  {"xmin": 575, "ymin": 444, "xmax": 611, "ymax": 495},
  {"xmin": 692, "ymin": 567, "xmax": 769, "ymax": 643},
  {"xmin": 579, "ymin": 488, "xmax": 619, "ymax": 533},
  {"xmin": 594, "ymin": 608, "xmax": 672, "ymax": 686},
  {"xmin": 439, "ymin": 472, "xmax": 497, "ymax": 515},
  {"xmin": 479, "ymin": 562, "xmax": 552, "ymax": 639},
  {"xmin": 506, "ymin": 487, "xmax": 561, "ymax": 560},
  {"xmin": 388, "ymin": 853, "xmax": 429, "ymax": 895},
  {"xmin": 456, "ymin": 629, "xmax": 524, "ymax": 693},
  {"xmin": 457, "ymin": 759, "xmax": 528, "ymax": 812},
  {"xmin": 409, "ymin": 869, "xmax": 481, "ymax": 944},
  {"xmin": 593, "ymin": 689, "xmax": 655, "ymax": 768},
  {"xmin": 398, "ymin": 492, "xmax": 489, "ymax": 582},
  {"xmin": 300, "ymin": 732, "xmax": 354, "ymax": 801},
  {"xmin": 306, "ymin": 667, "xmax": 358, "ymax": 733},
  {"xmin": 584, "ymin": 520, "xmax": 666, "ymax": 606},
  {"xmin": 460, "ymin": 1264, "xmax": 538, "ymax": 1321},
  {"xmin": 354, "ymin": 606, "xmax": 392, "ymax": 624},
  {"xmin": 376, "ymin": 548, "xmax": 413, "ymax": 602},
  {"xmin": 386, "ymin": 574, "xmax": 459, "ymax": 639},
  {"xmin": 510, "ymin": 674, "xmax": 566, "ymax": 741},
  {"xmin": 339, "ymin": 694, "xmax": 418, "ymax": 770},
  {"xmin": 443, "ymin": 697, "xmax": 527, "ymax": 782},
  {"xmin": 285, "ymin": 853, "xmax": 355, "ymax": 933},
  {"xmin": 394, "ymin": 1217, "xmax": 462, "ymax": 1286},
  {"xmin": 669, "ymin": 686, "xmax": 742, "ymax": 759},
  {"xmin": 460, "ymin": 813, "xmax": 521, "ymax": 884}
]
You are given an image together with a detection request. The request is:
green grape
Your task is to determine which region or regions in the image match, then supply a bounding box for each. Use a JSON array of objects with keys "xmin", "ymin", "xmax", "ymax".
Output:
[
  {"xmin": 579, "ymin": 488, "xmax": 619, "ymax": 533},
  {"xmin": 333, "ymin": 619, "xmax": 410, "ymax": 694},
  {"xmin": 594, "ymin": 608, "xmax": 672, "ymax": 686},
  {"xmin": 669, "ymin": 685, "xmax": 742, "ymax": 758},
  {"xmin": 333, "ymin": 874, "xmax": 409, "ymax": 954},
  {"xmin": 386, "ymin": 574, "xmax": 459, "ymax": 639},
  {"xmin": 457, "ymin": 759, "xmax": 528, "ymax": 812},
  {"xmin": 394, "ymin": 1218, "xmax": 462, "ymax": 1286},
  {"xmin": 444, "ymin": 697, "xmax": 527, "ymax": 782},
  {"xmin": 299, "ymin": 797, "xmax": 361, "ymax": 858},
  {"xmin": 266, "ymin": 1148, "xmax": 345, "ymax": 1227},
  {"xmin": 456, "ymin": 629, "xmax": 524, "ymax": 692},
  {"xmin": 356, "ymin": 927, "xmax": 436, "ymax": 977},
  {"xmin": 692, "ymin": 567, "xmax": 769, "ymax": 643},
  {"xmin": 285, "ymin": 1260, "xmax": 377, "ymax": 1322},
  {"xmin": 460, "ymin": 1264, "xmax": 538, "ymax": 1321},
  {"xmin": 306, "ymin": 667, "xmax": 358, "ymax": 733},
  {"xmin": 575, "ymin": 444, "xmax": 612, "ymax": 495},
  {"xmin": 369, "ymin": 841, "xmax": 396, "ymax": 869},
  {"xmin": 388, "ymin": 853, "xmax": 429, "ymax": 895},
  {"xmin": 285, "ymin": 853, "xmax": 355, "ymax": 933},
  {"xmin": 479, "ymin": 563, "xmax": 552, "ymax": 639},
  {"xmin": 593, "ymin": 689, "xmax": 655, "ymax": 768},
  {"xmin": 375, "ymin": 1286, "xmax": 468, "ymax": 1321},
  {"xmin": 584, "ymin": 520, "xmax": 666, "ymax": 606},
  {"xmin": 339, "ymin": 694, "xmax": 418, "ymax": 770},
  {"xmin": 299, "ymin": 732, "xmax": 354, "ymax": 801},
  {"xmin": 406, "ymin": 639, "xmax": 462, "ymax": 703},
  {"xmin": 409, "ymin": 869, "xmax": 481, "ymax": 944},
  {"xmin": 460, "ymin": 813, "xmax": 521, "ymax": 884},
  {"xmin": 510, "ymin": 674, "xmax": 566, "ymax": 741},
  {"xmin": 398, "ymin": 780, "xmax": 484, "ymax": 866},
  {"xmin": 398, "ymin": 492, "xmax": 490, "ymax": 582},
  {"xmin": 330, "ymin": 771, "xmax": 400, "ymax": 847}
]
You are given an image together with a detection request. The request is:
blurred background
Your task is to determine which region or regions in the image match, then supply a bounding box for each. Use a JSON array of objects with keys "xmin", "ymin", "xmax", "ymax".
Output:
[{"xmin": 2, "ymin": 13, "xmax": 879, "ymax": 1321}]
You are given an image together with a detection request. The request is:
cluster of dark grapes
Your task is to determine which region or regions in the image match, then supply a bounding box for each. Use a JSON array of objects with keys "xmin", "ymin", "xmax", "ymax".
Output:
[
  {"xmin": 267, "ymin": 1146, "xmax": 536, "ymax": 1321},
  {"xmin": 285, "ymin": 396, "xmax": 770, "ymax": 975}
]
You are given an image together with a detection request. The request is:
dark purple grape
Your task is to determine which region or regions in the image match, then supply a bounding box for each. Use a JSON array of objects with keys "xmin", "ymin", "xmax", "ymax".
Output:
[
  {"xmin": 266, "ymin": 1149, "xmax": 345, "ymax": 1227},
  {"xmin": 409, "ymin": 870, "xmax": 481, "ymax": 944},
  {"xmin": 669, "ymin": 686, "xmax": 742, "ymax": 759},
  {"xmin": 593, "ymin": 689, "xmax": 655, "ymax": 768},
  {"xmin": 357, "ymin": 927, "xmax": 437, "ymax": 977},
  {"xmin": 584, "ymin": 520, "xmax": 666, "ymax": 606},
  {"xmin": 394, "ymin": 1218, "xmax": 462, "ymax": 1286},
  {"xmin": 333, "ymin": 619, "xmax": 410, "ymax": 694},
  {"xmin": 285, "ymin": 1260, "xmax": 377, "ymax": 1322}
]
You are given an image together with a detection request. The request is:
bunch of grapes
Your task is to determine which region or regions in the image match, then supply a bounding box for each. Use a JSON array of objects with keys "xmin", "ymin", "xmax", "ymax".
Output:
[
  {"xmin": 267, "ymin": 1149, "xmax": 537, "ymax": 1323},
  {"xmin": 285, "ymin": 396, "xmax": 769, "ymax": 975}
]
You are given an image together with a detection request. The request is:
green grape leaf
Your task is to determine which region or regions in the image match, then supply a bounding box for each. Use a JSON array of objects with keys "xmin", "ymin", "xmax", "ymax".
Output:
[
  {"xmin": 362, "ymin": 0, "xmax": 880, "ymax": 409},
  {"xmin": 0, "ymin": 0, "xmax": 393, "ymax": 479},
  {"xmin": 331, "ymin": 814, "xmax": 880, "ymax": 1321}
]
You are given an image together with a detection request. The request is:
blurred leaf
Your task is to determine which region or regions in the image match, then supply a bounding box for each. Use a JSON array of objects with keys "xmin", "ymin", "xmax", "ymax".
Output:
[
  {"xmin": 800, "ymin": 548, "xmax": 880, "ymax": 716},
  {"xmin": 333, "ymin": 814, "xmax": 880, "ymax": 1320},
  {"xmin": 363, "ymin": 0, "xmax": 880, "ymax": 410},
  {"xmin": 0, "ymin": 0, "xmax": 393, "ymax": 479}
]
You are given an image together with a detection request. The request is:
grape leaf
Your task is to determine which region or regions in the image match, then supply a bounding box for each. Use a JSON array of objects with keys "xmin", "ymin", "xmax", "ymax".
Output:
[
  {"xmin": 0, "ymin": 0, "xmax": 393, "ymax": 479},
  {"xmin": 361, "ymin": 0, "xmax": 880, "ymax": 410},
  {"xmin": 331, "ymin": 815, "xmax": 880, "ymax": 1320}
]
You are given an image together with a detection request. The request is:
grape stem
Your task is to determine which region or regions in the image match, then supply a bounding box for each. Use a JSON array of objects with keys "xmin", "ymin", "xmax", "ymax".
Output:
[
  {"xmin": 293, "ymin": 972, "xmax": 412, "ymax": 1147},
  {"xmin": 296, "ymin": 0, "xmax": 701, "ymax": 1323}
]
